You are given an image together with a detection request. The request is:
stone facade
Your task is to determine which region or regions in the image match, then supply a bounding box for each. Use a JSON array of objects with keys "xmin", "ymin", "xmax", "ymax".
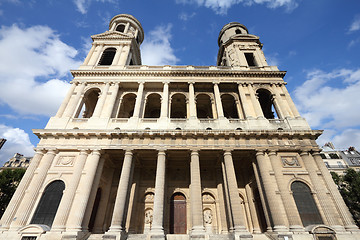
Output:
[
  {"xmin": 0, "ymin": 14, "xmax": 359, "ymax": 240},
  {"xmin": 2, "ymin": 153, "xmax": 31, "ymax": 169}
]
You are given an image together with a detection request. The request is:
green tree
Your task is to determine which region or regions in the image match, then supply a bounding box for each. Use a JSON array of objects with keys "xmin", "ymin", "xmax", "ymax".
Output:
[
  {"xmin": 0, "ymin": 168, "xmax": 26, "ymax": 217},
  {"xmin": 331, "ymin": 169, "xmax": 360, "ymax": 226}
]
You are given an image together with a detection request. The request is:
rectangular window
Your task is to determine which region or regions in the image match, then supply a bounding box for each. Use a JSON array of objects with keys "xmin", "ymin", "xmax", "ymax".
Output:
[
  {"xmin": 337, "ymin": 161, "xmax": 344, "ymax": 167},
  {"xmin": 21, "ymin": 237, "xmax": 37, "ymax": 240},
  {"xmin": 320, "ymin": 153, "xmax": 327, "ymax": 159},
  {"xmin": 244, "ymin": 53, "xmax": 257, "ymax": 67},
  {"xmin": 329, "ymin": 153, "xmax": 339, "ymax": 159}
]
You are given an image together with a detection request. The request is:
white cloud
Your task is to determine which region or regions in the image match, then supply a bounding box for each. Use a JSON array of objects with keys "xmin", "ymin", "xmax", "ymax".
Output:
[
  {"xmin": 176, "ymin": 0, "xmax": 298, "ymax": 15},
  {"xmin": 179, "ymin": 12, "xmax": 196, "ymax": 21},
  {"xmin": 293, "ymin": 68, "xmax": 360, "ymax": 149},
  {"xmin": 141, "ymin": 24, "xmax": 179, "ymax": 66},
  {"xmin": 348, "ymin": 15, "xmax": 360, "ymax": 33},
  {"xmin": 0, "ymin": 124, "xmax": 35, "ymax": 166},
  {"xmin": 73, "ymin": 0, "xmax": 115, "ymax": 14},
  {"xmin": 0, "ymin": 24, "xmax": 80, "ymax": 116}
]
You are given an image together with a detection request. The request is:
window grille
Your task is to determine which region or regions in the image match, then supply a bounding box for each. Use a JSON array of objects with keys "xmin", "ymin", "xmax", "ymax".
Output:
[{"xmin": 21, "ymin": 237, "xmax": 37, "ymax": 240}]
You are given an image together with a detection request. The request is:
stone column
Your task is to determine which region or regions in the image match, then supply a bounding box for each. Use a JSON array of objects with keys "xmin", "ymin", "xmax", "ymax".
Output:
[
  {"xmin": 132, "ymin": 82, "xmax": 144, "ymax": 118},
  {"xmin": 267, "ymin": 151, "xmax": 303, "ymax": 231},
  {"xmin": 221, "ymin": 160, "xmax": 234, "ymax": 232},
  {"xmin": 237, "ymin": 84, "xmax": 253, "ymax": 119},
  {"xmin": 271, "ymin": 84, "xmax": 290, "ymax": 118},
  {"xmin": 63, "ymin": 82, "xmax": 87, "ymax": 118},
  {"xmin": 248, "ymin": 84, "xmax": 264, "ymax": 118},
  {"xmin": 151, "ymin": 150, "xmax": 167, "ymax": 238},
  {"xmin": 92, "ymin": 83, "xmax": 110, "ymax": 118},
  {"xmin": 271, "ymin": 95, "xmax": 284, "ymax": 119},
  {"xmin": 66, "ymin": 150, "xmax": 102, "ymax": 231},
  {"xmin": 0, "ymin": 149, "xmax": 45, "ymax": 230},
  {"xmin": 245, "ymin": 183, "xmax": 261, "ymax": 233},
  {"xmin": 113, "ymin": 45, "xmax": 124, "ymax": 65},
  {"xmin": 251, "ymin": 161, "xmax": 272, "ymax": 232},
  {"xmin": 255, "ymin": 151, "xmax": 288, "ymax": 232},
  {"xmin": 102, "ymin": 83, "xmax": 120, "ymax": 118},
  {"xmin": 55, "ymin": 82, "xmax": 77, "ymax": 118},
  {"xmin": 160, "ymin": 82, "xmax": 169, "ymax": 118},
  {"xmin": 118, "ymin": 45, "xmax": 130, "ymax": 65},
  {"xmin": 83, "ymin": 44, "xmax": 96, "ymax": 65},
  {"xmin": 222, "ymin": 151, "xmax": 249, "ymax": 235},
  {"xmin": 108, "ymin": 150, "xmax": 134, "ymax": 233},
  {"xmin": 188, "ymin": 82, "xmax": 197, "ymax": 118},
  {"xmin": 280, "ymin": 84, "xmax": 300, "ymax": 118},
  {"xmin": 10, "ymin": 149, "xmax": 57, "ymax": 229},
  {"xmin": 190, "ymin": 150, "xmax": 205, "ymax": 236},
  {"xmin": 312, "ymin": 152, "xmax": 359, "ymax": 232},
  {"xmin": 213, "ymin": 83, "xmax": 224, "ymax": 118},
  {"xmin": 88, "ymin": 44, "xmax": 104, "ymax": 66},
  {"xmin": 51, "ymin": 150, "xmax": 89, "ymax": 231}
]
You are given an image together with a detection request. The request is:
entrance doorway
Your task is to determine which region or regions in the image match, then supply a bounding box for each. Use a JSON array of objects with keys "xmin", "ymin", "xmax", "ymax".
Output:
[{"xmin": 170, "ymin": 193, "xmax": 187, "ymax": 234}]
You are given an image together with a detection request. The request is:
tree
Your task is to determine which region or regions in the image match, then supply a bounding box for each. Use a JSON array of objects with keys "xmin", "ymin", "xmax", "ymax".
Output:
[
  {"xmin": 0, "ymin": 168, "xmax": 26, "ymax": 217},
  {"xmin": 331, "ymin": 169, "xmax": 360, "ymax": 226}
]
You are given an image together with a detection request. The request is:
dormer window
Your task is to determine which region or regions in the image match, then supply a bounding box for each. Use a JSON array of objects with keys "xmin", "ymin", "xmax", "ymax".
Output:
[
  {"xmin": 235, "ymin": 29, "xmax": 241, "ymax": 34},
  {"xmin": 116, "ymin": 24, "xmax": 125, "ymax": 33},
  {"xmin": 245, "ymin": 53, "xmax": 257, "ymax": 67}
]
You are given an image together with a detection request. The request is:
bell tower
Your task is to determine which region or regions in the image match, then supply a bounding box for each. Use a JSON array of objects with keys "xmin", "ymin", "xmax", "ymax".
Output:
[
  {"xmin": 217, "ymin": 22, "xmax": 276, "ymax": 71},
  {"xmin": 80, "ymin": 14, "xmax": 144, "ymax": 69}
]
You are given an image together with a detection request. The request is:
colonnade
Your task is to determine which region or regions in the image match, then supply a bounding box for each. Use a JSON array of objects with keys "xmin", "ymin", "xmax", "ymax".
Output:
[
  {"xmin": 55, "ymin": 81, "xmax": 301, "ymax": 120},
  {"xmin": 1, "ymin": 148, "xmax": 356, "ymax": 238}
]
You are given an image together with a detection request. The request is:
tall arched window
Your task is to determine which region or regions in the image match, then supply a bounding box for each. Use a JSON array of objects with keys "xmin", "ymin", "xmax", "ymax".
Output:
[
  {"xmin": 76, "ymin": 88, "xmax": 100, "ymax": 118},
  {"xmin": 98, "ymin": 48, "xmax": 116, "ymax": 66},
  {"xmin": 256, "ymin": 89, "xmax": 278, "ymax": 119},
  {"xmin": 30, "ymin": 180, "xmax": 65, "ymax": 227},
  {"xmin": 144, "ymin": 93, "xmax": 161, "ymax": 118},
  {"xmin": 117, "ymin": 93, "xmax": 136, "ymax": 118},
  {"xmin": 170, "ymin": 93, "xmax": 187, "ymax": 118},
  {"xmin": 221, "ymin": 94, "xmax": 239, "ymax": 119},
  {"xmin": 196, "ymin": 94, "xmax": 213, "ymax": 118},
  {"xmin": 291, "ymin": 181, "xmax": 323, "ymax": 227}
]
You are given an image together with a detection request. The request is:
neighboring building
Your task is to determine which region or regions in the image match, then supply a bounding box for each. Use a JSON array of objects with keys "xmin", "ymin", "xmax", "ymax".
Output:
[
  {"xmin": 0, "ymin": 14, "xmax": 359, "ymax": 240},
  {"xmin": 320, "ymin": 143, "xmax": 349, "ymax": 175},
  {"xmin": 1, "ymin": 153, "xmax": 31, "ymax": 170},
  {"xmin": 339, "ymin": 147, "xmax": 360, "ymax": 172}
]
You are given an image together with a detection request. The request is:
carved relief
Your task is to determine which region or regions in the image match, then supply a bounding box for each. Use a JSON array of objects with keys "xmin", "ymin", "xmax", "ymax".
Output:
[
  {"xmin": 281, "ymin": 156, "xmax": 300, "ymax": 167},
  {"xmin": 203, "ymin": 209, "xmax": 213, "ymax": 225},
  {"xmin": 144, "ymin": 192, "xmax": 154, "ymax": 202},
  {"xmin": 144, "ymin": 209, "xmax": 153, "ymax": 225},
  {"xmin": 202, "ymin": 193, "xmax": 215, "ymax": 203},
  {"xmin": 56, "ymin": 156, "xmax": 75, "ymax": 166}
]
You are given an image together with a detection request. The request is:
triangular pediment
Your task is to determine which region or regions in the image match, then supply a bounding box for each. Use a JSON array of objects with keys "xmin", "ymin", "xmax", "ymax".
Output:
[{"xmin": 91, "ymin": 31, "xmax": 132, "ymax": 40}]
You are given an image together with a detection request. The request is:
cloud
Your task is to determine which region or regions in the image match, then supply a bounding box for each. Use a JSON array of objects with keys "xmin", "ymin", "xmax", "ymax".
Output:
[
  {"xmin": 0, "ymin": 24, "xmax": 81, "ymax": 116},
  {"xmin": 179, "ymin": 12, "xmax": 196, "ymax": 21},
  {"xmin": 175, "ymin": 0, "xmax": 298, "ymax": 15},
  {"xmin": 141, "ymin": 24, "xmax": 179, "ymax": 65},
  {"xmin": 348, "ymin": 15, "xmax": 360, "ymax": 33},
  {"xmin": 0, "ymin": 124, "xmax": 35, "ymax": 166},
  {"xmin": 293, "ymin": 68, "xmax": 360, "ymax": 149},
  {"xmin": 73, "ymin": 0, "xmax": 116, "ymax": 14}
]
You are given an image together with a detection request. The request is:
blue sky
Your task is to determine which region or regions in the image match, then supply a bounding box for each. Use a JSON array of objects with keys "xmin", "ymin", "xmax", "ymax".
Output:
[{"xmin": 0, "ymin": 0, "xmax": 360, "ymax": 165}]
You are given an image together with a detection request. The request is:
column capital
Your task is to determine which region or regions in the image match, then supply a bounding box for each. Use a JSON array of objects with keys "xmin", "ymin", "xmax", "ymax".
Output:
[
  {"xmin": 91, "ymin": 149, "xmax": 103, "ymax": 156},
  {"xmin": 124, "ymin": 149, "xmax": 133, "ymax": 156},
  {"xmin": 137, "ymin": 81, "xmax": 145, "ymax": 85},
  {"xmin": 46, "ymin": 148, "xmax": 58, "ymax": 155},
  {"xmin": 33, "ymin": 148, "xmax": 46, "ymax": 155},
  {"xmin": 212, "ymin": 81, "xmax": 220, "ymax": 85},
  {"xmin": 223, "ymin": 150, "xmax": 233, "ymax": 156},
  {"xmin": 162, "ymin": 81, "xmax": 170, "ymax": 85},
  {"xmin": 188, "ymin": 81, "xmax": 195, "ymax": 85},
  {"xmin": 190, "ymin": 149, "xmax": 200, "ymax": 156},
  {"xmin": 299, "ymin": 151, "xmax": 310, "ymax": 157},
  {"xmin": 267, "ymin": 150, "xmax": 277, "ymax": 157},
  {"xmin": 157, "ymin": 149, "xmax": 166, "ymax": 155},
  {"xmin": 255, "ymin": 150, "xmax": 265, "ymax": 157}
]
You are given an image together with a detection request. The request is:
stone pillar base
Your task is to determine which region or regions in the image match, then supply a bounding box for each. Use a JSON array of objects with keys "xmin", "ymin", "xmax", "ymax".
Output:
[
  {"xmin": 289, "ymin": 225, "xmax": 305, "ymax": 232},
  {"xmin": 61, "ymin": 230, "xmax": 89, "ymax": 240},
  {"xmin": 345, "ymin": 225, "xmax": 360, "ymax": 232},
  {"xmin": 103, "ymin": 230, "xmax": 127, "ymax": 240},
  {"xmin": 191, "ymin": 226, "xmax": 206, "ymax": 239},
  {"xmin": 273, "ymin": 225, "xmax": 289, "ymax": 233}
]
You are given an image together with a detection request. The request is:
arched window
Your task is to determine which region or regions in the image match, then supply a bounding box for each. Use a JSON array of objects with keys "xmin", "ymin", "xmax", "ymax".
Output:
[
  {"xmin": 171, "ymin": 93, "xmax": 187, "ymax": 118},
  {"xmin": 170, "ymin": 193, "xmax": 186, "ymax": 234},
  {"xmin": 256, "ymin": 89, "xmax": 278, "ymax": 119},
  {"xmin": 291, "ymin": 181, "xmax": 323, "ymax": 227},
  {"xmin": 76, "ymin": 88, "xmax": 100, "ymax": 118},
  {"xmin": 221, "ymin": 94, "xmax": 239, "ymax": 118},
  {"xmin": 235, "ymin": 29, "xmax": 241, "ymax": 34},
  {"xmin": 118, "ymin": 93, "xmax": 136, "ymax": 118},
  {"xmin": 98, "ymin": 48, "xmax": 116, "ymax": 66},
  {"xmin": 30, "ymin": 180, "xmax": 65, "ymax": 227},
  {"xmin": 116, "ymin": 24, "xmax": 125, "ymax": 33},
  {"xmin": 196, "ymin": 94, "xmax": 213, "ymax": 118},
  {"xmin": 144, "ymin": 93, "xmax": 161, "ymax": 118}
]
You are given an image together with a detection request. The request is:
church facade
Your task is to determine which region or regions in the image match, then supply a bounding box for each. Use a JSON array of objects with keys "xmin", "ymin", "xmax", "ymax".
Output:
[{"xmin": 0, "ymin": 14, "xmax": 359, "ymax": 240}]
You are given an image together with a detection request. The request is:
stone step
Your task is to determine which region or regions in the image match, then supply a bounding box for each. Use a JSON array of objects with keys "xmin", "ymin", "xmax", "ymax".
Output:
[
  {"xmin": 87, "ymin": 234, "xmax": 104, "ymax": 240},
  {"xmin": 166, "ymin": 234, "xmax": 190, "ymax": 240},
  {"xmin": 127, "ymin": 234, "xmax": 147, "ymax": 240}
]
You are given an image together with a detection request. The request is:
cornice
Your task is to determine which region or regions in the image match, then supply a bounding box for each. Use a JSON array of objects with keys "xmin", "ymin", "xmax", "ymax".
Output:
[
  {"xmin": 71, "ymin": 68, "xmax": 286, "ymax": 79},
  {"xmin": 33, "ymin": 129, "xmax": 322, "ymax": 139}
]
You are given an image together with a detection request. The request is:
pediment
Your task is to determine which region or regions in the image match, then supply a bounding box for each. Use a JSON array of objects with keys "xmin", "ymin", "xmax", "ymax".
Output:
[
  {"xmin": 91, "ymin": 31, "xmax": 132, "ymax": 40},
  {"xmin": 18, "ymin": 224, "xmax": 50, "ymax": 234}
]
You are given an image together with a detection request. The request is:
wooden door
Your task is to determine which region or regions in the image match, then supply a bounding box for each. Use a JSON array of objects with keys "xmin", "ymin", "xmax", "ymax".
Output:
[{"xmin": 170, "ymin": 193, "xmax": 187, "ymax": 234}]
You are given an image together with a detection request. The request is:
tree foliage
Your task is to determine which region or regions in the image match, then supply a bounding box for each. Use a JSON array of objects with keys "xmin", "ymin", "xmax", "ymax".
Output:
[
  {"xmin": 0, "ymin": 168, "xmax": 26, "ymax": 217},
  {"xmin": 331, "ymin": 169, "xmax": 360, "ymax": 226}
]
